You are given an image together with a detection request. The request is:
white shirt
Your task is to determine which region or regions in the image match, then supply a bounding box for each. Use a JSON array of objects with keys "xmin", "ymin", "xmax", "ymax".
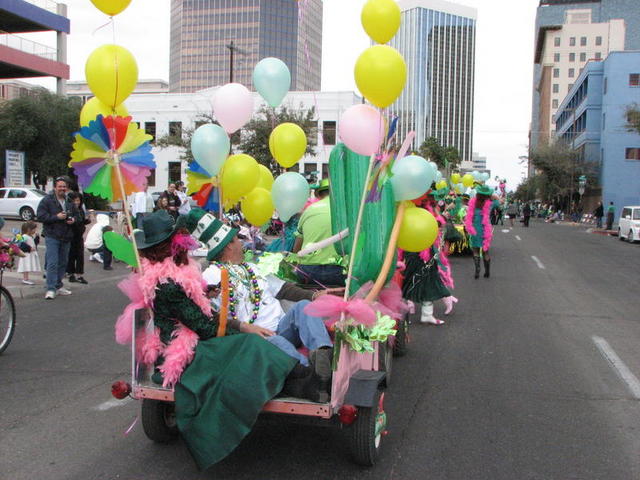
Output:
[
  {"xmin": 177, "ymin": 190, "xmax": 191, "ymax": 215},
  {"xmin": 203, "ymin": 263, "xmax": 285, "ymax": 332},
  {"xmin": 132, "ymin": 191, "xmax": 154, "ymax": 216}
]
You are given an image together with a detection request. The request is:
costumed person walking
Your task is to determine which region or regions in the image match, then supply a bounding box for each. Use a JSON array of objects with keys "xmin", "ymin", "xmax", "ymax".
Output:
[
  {"xmin": 116, "ymin": 210, "xmax": 302, "ymax": 470},
  {"xmin": 465, "ymin": 185, "xmax": 496, "ymax": 279},
  {"xmin": 402, "ymin": 189, "xmax": 458, "ymax": 325}
]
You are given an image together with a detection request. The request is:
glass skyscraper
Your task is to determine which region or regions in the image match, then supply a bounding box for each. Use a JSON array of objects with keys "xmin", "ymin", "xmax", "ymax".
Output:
[
  {"xmin": 390, "ymin": 0, "xmax": 477, "ymax": 162},
  {"xmin": 169, "ymin": 0, "xmax": 322, "ymax": 93}
]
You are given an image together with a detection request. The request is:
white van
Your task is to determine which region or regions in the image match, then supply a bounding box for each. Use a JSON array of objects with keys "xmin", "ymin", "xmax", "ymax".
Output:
[{"xmin": 618, "ymin": 206, "xmax": 640, "ymax": 243}]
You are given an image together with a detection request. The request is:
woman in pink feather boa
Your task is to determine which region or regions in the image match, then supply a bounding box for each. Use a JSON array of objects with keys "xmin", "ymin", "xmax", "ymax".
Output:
[{"xmin": 464, "ymin": 185, "xmax": 500, "ymax": 279}]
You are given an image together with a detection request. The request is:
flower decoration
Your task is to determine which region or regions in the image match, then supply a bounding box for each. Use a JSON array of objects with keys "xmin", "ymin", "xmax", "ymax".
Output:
[
  {"xmin": 186, "ymin": 161, "xmax": 220, "ymax": 211},
  {"xmin": 69, "ymin": 115, "xmax": 155, "ymax": 201}
]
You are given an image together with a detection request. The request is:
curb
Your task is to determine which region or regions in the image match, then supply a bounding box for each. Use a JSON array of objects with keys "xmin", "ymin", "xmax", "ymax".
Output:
[{"xmin": 5, "ymin": 273, "xmax": 129, "ymax": 300}]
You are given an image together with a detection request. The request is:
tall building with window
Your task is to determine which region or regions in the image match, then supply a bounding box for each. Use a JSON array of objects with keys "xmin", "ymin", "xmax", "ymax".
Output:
[
  {"xmin": 169, "ymin": 0, "xmax": 322, "ymax": 93},
  {"xmin": 530, "ymin": 0, "xmax": 640, "ymax": 162},
  {"xmin": 389, "ymin": 0, "xmax": 477, "ymax": 163}
]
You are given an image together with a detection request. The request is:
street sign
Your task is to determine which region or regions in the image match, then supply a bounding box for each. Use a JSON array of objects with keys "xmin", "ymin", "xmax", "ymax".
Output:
[{"xmin": 5, "ymin": 150, "xmax": 25, "ymax": 187}]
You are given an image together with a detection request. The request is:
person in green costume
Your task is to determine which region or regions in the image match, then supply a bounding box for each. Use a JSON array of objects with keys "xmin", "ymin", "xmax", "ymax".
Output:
[{"xmin": 132, "ymin": 210, "xmax": 302, "ymax": 470}]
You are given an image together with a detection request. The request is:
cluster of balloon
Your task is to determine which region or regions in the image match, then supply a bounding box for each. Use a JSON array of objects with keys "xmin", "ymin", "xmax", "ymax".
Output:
[{"xmin": 471, "ymin": 170, "xmax": 491, "ymax": 183}]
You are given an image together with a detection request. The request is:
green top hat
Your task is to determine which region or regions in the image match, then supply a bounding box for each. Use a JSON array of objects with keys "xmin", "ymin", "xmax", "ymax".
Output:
[
  {"xmin": 177, "ymin": 208, "xmax": 238, "ymax": 261},
  {"xmin": 475, "ymin": 185, "xmax": 494, "ymax": 197},
  {"xmin": 312, "ymin": 178, "xmax": 330, "ymax": 193},
  {"xmin": 133, "ymin": 210, "xmax": 177, "ymax": 249}
]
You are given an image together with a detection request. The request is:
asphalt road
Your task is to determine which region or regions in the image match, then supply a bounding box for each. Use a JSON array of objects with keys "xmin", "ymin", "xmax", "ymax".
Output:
[{"xmin": 1, "ymin": 221, "xmax": 639, "ymax": 479}]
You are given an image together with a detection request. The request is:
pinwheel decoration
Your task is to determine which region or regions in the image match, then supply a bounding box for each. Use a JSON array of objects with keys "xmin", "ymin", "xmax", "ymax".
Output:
[
  {"xmin": 186, "ymin": 161, "xmax": 220, "ymax": 212},
  {"xmin": 69, "ymin": 115, "xmax": 155, "ymax": 201}
]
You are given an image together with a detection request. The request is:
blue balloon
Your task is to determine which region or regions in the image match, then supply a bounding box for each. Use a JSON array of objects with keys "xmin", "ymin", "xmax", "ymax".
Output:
[
  {"xmin": 253, "ymin": 57, "xmax": 291, "ymax": 108},
  {"xmin": 390, "ymin": 155, "xmax": 436, "ymax": 201},
  {"xmin": 190, "ymin": 124, "xmax": 230, "ymax": 177},
  {"xmin": 271, "ymin": 172, "xmax": 309, "ymax": 222}
]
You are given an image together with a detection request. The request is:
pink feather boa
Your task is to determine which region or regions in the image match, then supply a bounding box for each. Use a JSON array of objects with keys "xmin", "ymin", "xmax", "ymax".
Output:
[
  {"xmin": 419, "ymin": 204, "xmax": 454, "ymax": 289},
  {"xmin": 464, "ymin": 197, "xmax": 493, "ymax": 252}
]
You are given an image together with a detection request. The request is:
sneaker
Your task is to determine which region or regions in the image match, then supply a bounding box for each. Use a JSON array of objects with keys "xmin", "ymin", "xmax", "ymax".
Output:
[
  {"xmin": 103, "ymin": 266, "xmax": 113, "ymax": 271},
  {"xmin": 57, "ymin": 287, "xmax": 72, "ymax": 296},
  {"xmin": 68, "ymin": 275, "xmax": 78, "ymax": 283},
  {"xmin": 22, "ymin": 280, "xmax": 35, "ymax": 285},
  {"xmin": 45, "ymin": 290, "xmax": 55, "ymax": 300},
  {"xmin": 95, "ymin": 254, "xmax": 104, "ymax": 264},
  {"xmin": 76, "ymin": 276, "xmax": 88, "ymax": 284}
]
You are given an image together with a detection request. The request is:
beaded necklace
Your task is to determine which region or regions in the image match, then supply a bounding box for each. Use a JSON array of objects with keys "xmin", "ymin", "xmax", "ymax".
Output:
[{"xmin": 214, "ymin": 262, "xmax": 263, "ymax": 324}]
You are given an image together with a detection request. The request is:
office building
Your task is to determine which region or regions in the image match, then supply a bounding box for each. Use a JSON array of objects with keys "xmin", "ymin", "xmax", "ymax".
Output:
[
  {"xmin": 66, "ymin": 79, "xmax": 170, "ymax": 103},
  {"xmin": 169, "ymin": 0, "xmax": 322, "ymax": 93},
  {"xmin": 390, "ymin": 0, "xmax": 477, "ymax": 163},
  {"xmin": 530, "ymin": 0, "xmax": 640, "ymax": 162},
  {"xmin": 0, "ymin": 0, "xmax": 69, "ymax": 94},
  {"xmin": 554, "ymin": 51, "xmax": 640, "ymax": 220}
]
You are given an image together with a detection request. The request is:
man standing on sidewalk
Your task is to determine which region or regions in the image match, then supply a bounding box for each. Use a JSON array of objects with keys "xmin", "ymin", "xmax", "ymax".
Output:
[
  {"xmin": 131, "ymin": 179, "xmax": 154, "ymax": 229},
  {"xmin": 606, "ymin": 201, "xmax": 616, "ymax": 230},
  {"xmin": 36, "ymin": 177, "xmax": 75, "ymax": 299},
  {"xmin": 593, "ymin": 202, "xmax": 604, "ymax": 229}
]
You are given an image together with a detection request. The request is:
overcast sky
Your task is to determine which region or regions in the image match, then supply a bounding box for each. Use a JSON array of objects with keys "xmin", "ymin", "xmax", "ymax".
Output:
[{"xmin": 26, "ymin": 0, "xmax": 539, "ymax": 188}]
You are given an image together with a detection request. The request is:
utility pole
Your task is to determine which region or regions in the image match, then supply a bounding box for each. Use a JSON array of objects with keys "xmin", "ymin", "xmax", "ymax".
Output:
[{"xmin": 225, "ymin": 41, "xmax": 248, "ymax": 84}]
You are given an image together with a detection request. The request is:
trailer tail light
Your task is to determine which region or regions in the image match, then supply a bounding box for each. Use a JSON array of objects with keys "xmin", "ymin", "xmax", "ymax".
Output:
[
  {"xmin": 111, "ymin": 381, "xmax": 131, "ymax": 399},
  {"xmin": 338, "ymin": 404, "xmax": 358, "ymax": 425}
]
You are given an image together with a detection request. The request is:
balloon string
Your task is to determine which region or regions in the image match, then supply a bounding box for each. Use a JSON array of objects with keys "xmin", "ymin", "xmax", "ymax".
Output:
[{"xmin": 92, "ymin": 16, "xmax": 113, "ymax": 36}]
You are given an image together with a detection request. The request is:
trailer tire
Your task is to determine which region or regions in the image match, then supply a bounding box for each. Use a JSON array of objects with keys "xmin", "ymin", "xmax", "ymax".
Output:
[
  {"xmin": 141, "ymin": 399, "xmax": 179, "ymax": 443},
  {"xmin": 392, "ymin": 315, "xmax": 409, "ymax": 357},
  {"xmin": 349, "ymin": 389, "xmax": 385, "ymax": 466},
  {"xmin": 378, "ymin": 341, "xmax": 393, "ymax": 387}
]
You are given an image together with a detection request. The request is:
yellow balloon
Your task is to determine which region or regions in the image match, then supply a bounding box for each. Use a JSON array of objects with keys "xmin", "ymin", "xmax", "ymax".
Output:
[
  {"xmin": 241, "ymin": 188, "xmax": 274, "ymax": 226},
  {"xmin": 269, "ymin": 123, "xmax": 307, "ymax": 168},
  {"xmin": 436, "ymin": 180, "xmax": 448, "ymax": 190},
  {"xmin": 221, "ymin": 154, "xmax": 259, "ymax": 201},
  {"xmin": 451, "ymin": 173, "xmax": 461, "ymax": 184},
  {"xmin": 256, "ymin": 164, "xmax": 275, "ymax": 191},
  {"xmin": 85, "ymin": 45, "xmax": 138, "ymax": 108},
  {"xmin": 361, "ymin": 0, "xmax": 401, "ymax": 44},
  {"xmin": 90, "ymin": 0, "xmax": 131, "ymax": 16},
  {"xmin": 80, "ymin": 97, "xmax": 129, "ymax": 126},
  {"xmin": 354, "ymin": 45, "xmax": 406, "ymax": 108},
  {"xmin": 462, "ymin": 174, "xmax": 474, "ymax": 188},
  {"xmin": 397, "ymin": 208, "xmax": 438, "ymax": 253}
]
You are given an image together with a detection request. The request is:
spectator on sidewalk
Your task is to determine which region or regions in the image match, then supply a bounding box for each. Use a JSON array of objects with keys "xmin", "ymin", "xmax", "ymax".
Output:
[
  {"xmin": 131, "ymin": 179, "xmax": 155, "ymax": 229},
  {"xmin": 522, "ymin": 203, "xmax": 532, "ymax": 227},
  {"xmin": 159, "ymin": 183, "xmax": 180, "ymax": 219},
  {"xmin": 66, "ymin": 192, "xmax": 91, "ymax": 284},
  {"xmin": 85, "ymin": 213, "xmax": 113, "ymax": 271},
  {"xmin": 593, "ymin": 202, "xmax": 604, "ymax": 229},
  {"xmin": 176, "ymin": 181, "xmax": 192, "ymax": 217},
  {"xmin": 36, "ymin": 177, "xmax": 76, "ymax": 299},
  {"xmin": 606, "ymin": 201, "xmax": 615, "ymax": 230},
  {"xmin": 17, "ymin": 221, "xmax": 40, "ymax": 285}
]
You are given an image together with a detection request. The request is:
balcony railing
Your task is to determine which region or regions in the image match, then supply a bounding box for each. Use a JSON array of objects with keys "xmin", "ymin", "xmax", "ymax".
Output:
[
  {"xmin": 22, "ymin": 0, "xmax": 60, "ymax": 14},
  {"xmin": 0, "ymin": 31, "xmax": 57, "ymax": 61}
]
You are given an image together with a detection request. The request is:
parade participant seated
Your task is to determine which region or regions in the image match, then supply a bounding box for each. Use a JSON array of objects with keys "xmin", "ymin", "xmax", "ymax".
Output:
[
  {"xmin": 181, "ymin": 208, "xmax": 336, "ymax": 401},
  {"xmin": 293, "ymin": 178, "xmax": 346, "ymax": 287},
  {"xmin": 125, "ymin": 210, "xmax": 301, "ymax": 470}
]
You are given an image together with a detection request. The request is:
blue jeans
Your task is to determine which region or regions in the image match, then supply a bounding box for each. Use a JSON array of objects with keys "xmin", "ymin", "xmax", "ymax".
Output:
[
  {"xmin": 45, "ymin": 237, "xmax": 71, "ymax": 291},
  {"xmin": 266, "ymin": 300, "xmax": 332, "ymax": 366}
]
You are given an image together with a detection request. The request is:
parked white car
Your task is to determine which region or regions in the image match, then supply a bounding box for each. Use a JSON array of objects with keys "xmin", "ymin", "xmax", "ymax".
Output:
[
  {"xmin": 0, "ymin": 187, "xmax": 46, "ymax": 221},
  {"xmin": 618, "ymin": 206, "xmax": 640, "ymax": 243}
]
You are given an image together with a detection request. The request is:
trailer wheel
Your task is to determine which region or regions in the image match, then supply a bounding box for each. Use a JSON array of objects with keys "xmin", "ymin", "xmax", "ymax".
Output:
[
  {"xmin": 141, "ymin": 399, "xmax": 179, "ymax": 443},
  {"xmin": 349, "ymin": 390, "xmax": 386, "ymax": 466},
  {"xmin": 378, "ymin": 341, "xmax": 393, "ymax": 387},
  {"xmin": 392, "ymin": 314, "xmax": 409, "ymax": 357}
]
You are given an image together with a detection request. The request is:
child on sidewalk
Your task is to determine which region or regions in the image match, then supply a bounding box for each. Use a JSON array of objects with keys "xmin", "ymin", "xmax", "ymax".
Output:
[{"xmin": 17, "ymin": 221, "xmax": 41, "ymax": 284}]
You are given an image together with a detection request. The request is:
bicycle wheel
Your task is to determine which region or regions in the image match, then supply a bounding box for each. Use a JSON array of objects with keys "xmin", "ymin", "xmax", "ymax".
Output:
[{"xmin": 0, "ymin": 286, "xmax": 16, "ymax": 354}]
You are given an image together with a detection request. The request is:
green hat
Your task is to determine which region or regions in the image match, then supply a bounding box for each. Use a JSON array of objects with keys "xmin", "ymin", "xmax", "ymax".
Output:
[
  {"xmin": 312, "ymin": 178, "xmax": 330, "ymax": 193},
  {"xmin": 429, "ymin": 187, "xmax": 450, "ymax": 202},
  {"xmin": 177, "ymin": 208, "xmax": 238, "ymax": 261},
  {"xmin": 133, "ymin": 210, "xmax": 177, "ymax": 249},
  {"xmin": 475, "ymin": 185, "xmax": 494, "ymax": 197}
]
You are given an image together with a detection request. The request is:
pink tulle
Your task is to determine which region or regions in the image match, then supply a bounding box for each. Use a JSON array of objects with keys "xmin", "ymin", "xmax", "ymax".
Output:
[
  {"xmin": 377, "ymin": 282, "xmax": 410, "ymax": 320},
  {"xmin": 159, "ymin": 324, "xmax": 199, "ymax": 388},
  {"xmin": 115, "ymin": 274, "xmax": 146, "ymax": 345},
  {"xmin": 304, "ymin": 295, "xmax": 377, "ymax": 328},
  {"xmin": 171, "ymin": 233, "xmax": 199, "ymax": 257}
]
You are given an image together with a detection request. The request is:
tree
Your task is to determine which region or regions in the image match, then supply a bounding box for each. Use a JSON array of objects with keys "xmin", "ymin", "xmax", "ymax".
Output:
[
  {"xmin": 625, "ymin": 103, "xmax": 640, "ymax": 134},
  {"xmin": 417, "ymin": 136, "xmax": 461, "ymax": 171},
  {"xmin": 0, "ymin": 88, "xmax": 82, "ymax": 183}
]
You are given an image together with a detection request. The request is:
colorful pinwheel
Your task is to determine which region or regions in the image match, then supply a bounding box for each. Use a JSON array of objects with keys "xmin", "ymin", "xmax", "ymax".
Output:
[
  {"xmin": 186, "ymin": 161, "xmax": 220, "ymax": 211},
  {"xmin": 69, "ymin": 115, "xmax": 155, "ymax": 201}
]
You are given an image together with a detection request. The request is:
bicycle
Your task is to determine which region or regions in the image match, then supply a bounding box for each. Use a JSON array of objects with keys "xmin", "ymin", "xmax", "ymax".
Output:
[{"xmin": 0, "ymin": 267, "xmax": 16, "ymax": 354}]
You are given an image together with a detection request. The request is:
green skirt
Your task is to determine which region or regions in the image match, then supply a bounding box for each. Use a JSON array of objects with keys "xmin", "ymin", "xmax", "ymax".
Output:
[
  {"xmin": 175, "ymin": 334, "xmax": 297, "ymax": 470},
  {"xmin": 402, "ymin": 252, "xmax": 450, "ymax": 303}
]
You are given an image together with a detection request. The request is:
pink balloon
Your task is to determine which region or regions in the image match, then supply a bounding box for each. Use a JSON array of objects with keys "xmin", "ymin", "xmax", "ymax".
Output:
[
  {"xmin": 212, "ymin": 83, "xmax": 254, "ymax": 134},
  {"xmin": 338, "ymin": 104, "xmax": 385, "ymax": 156}
]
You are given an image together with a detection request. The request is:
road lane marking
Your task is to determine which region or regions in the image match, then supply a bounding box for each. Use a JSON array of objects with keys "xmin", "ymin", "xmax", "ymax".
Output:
[
  {"xmin": 592, "ymin": 336, "xmax": 640, "ymax": 399},
  {"xmin": 501, "ymin": 229, "xmax": 510, "ymax": 233},
  {"xmin": 93, "ymin": 397, "xmax": 133, "ymax": 411},
  {"xmin": 531, "ymin": 255, "xmax": 545, "ymax": 269},
  {"xmin": 515, "ymin": 235, "xmax": 521, "ymax": 241}
]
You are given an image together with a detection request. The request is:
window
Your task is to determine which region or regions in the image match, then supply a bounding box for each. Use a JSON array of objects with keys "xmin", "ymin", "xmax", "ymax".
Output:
[
  {"xmin": 625, "ymin": 148, "xmax": 640, "ymax": 160},
  {"xmin": 145, "ymin": 122, "xmax": 156, "ymax": 142},
  {"xmin": 554, "ymin": 53, "xmax": 560, "ymax": 62},
  {"xmin": 8, "ymin": 189, "xmax": 27, "ymax": 199},
  {"xmin": 569, "ymin": 37, "xmax": 576, "ymax": 46},
  {"xmin": 602, "ymin": 113, "xmax": 606, "ymax": 129},
  {"xmin": 580, "ymin": 37, "xmax": 587, "ymax": 46},
  {"xmin": 554, "ymin": 37, "xmax": 561, "ymax": 47},
  {"xmin": 553, "ymin": 68, "xmax": 560, "ymax": 78},
  {"xmin": 634, "ymin": 209, "xmax": 640, "ymax": 220},
  {"xmin": 568, "ymin": 83, "xmax": 574, "ymax": 92},
  {"xmin": 569, "ymin": 68, "xmax": 575, "ymax": 78},
  {"xmin": 0, "ymin": 190, "xmax": 5, "ymax": 199},
  {"xmin": 595, "ymin": 52, "xmax": 602, "ymax": 60},
  {"xmin": 168, "ymin": 162, "xmax": 182, "ymax": 183},
  {"xmin": 629, "ymin": 74, "xmax": 640, "ymax": 86},
  {"xmin": 622, "ymin": 208, "xmax": 631, "ymax": 218},
  {"xmin": 604, "ymin": 77, "xmax": 608, "ymax": 94},
  {"xmin": 569, "ymin": 52, "xmax": 576, "ymax": 62},
  {"xmin": 169, "ymin": 121, "xmax": 182, "ymax": 138},
  {"xmin": 552, "ymin": 99, "xmax": 559, "ymax": 108},
  {"xmin": 580, "ymin": 52, "xmax": 586, "ymax": 62},
  {"xmin": 596, "ymin": 36, "xmax": 602, "ymax": 46},
  {"xmin": 322, "ymin": 120, "xmax": 336, "ymax": 145}
]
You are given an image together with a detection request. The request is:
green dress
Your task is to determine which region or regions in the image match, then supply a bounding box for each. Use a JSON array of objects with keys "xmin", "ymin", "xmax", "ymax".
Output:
[
  {"xmin": 153, "ymin": 282, "xmax": 298, "ymax": 470},
  {"xmin": 401, "ymin": 251, "xmax": 450, "ymax": 303}
]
